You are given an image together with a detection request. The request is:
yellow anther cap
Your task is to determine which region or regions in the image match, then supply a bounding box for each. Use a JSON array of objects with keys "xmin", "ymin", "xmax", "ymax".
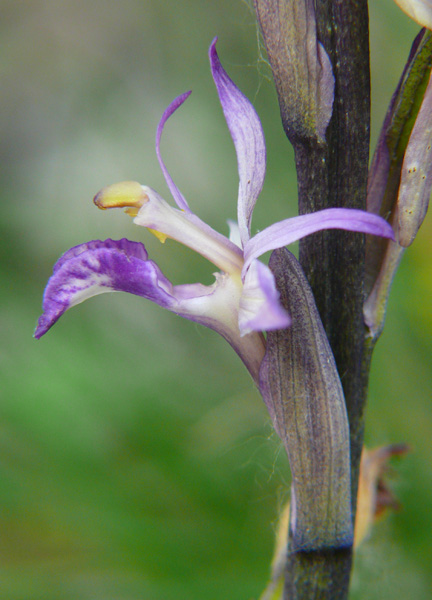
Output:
[{"xmin": 93, "ymin": 181, "xmax": 148, "ymax": 211}]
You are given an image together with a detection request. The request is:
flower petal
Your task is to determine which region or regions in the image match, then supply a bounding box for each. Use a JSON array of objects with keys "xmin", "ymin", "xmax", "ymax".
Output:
[
  {"xmin": 227, "ymin": 219, "xmax": 242, "ymax": 248},
  {"xmin": 238, "ymin": 259, "xmax": 290, "ymax": 335},
  {"xmin": 34, "ymin": 239, "xmax": 177, "ymax": 338},
  {"xmin": 35, "ymin": 238, "xmax": 266, "ymax": 384},
  {"xmin": 209, "ymin": 38, "xmax": 266, "ymax": 247},
  {"xmin": 155, "ymin": 91, "xmax": 192, "ymax": 212},
  {"xmin": 392, "ymin": 0, "xmax": 432, "ymax": 30},
  {"xmin": 243, "ymin": 208, "xmax": 395, "ymax": 277},
  {"xmin": 174, "ymin": 273, "xmax": 266, "ymax": 383},
  {"xmin": 134, "ymin": 186, "xmax": 244, "ymax": 275}
]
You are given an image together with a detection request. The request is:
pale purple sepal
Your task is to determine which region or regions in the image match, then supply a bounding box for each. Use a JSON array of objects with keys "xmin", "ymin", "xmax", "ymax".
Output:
[
  {"xmin": 34, "ymin": 239, "xmax": 176, "ymax": 339},
  {"xmin": 239, "ymin": 260, "xmax": 290, "ymax": 335},
  {"xmin": 243, "ymin": 208, "xmax": 395, "ymax": 276},
  {"xmin": 209, "ymin": 38, "xmax": 266, "ymax": 247},
  {"xmin": 397, "ymin": 69, "xmax": 432, "ymax": 247},
  {"xmin": 155, "ymin": 91, "xmax": 192, "ymax": 212}
]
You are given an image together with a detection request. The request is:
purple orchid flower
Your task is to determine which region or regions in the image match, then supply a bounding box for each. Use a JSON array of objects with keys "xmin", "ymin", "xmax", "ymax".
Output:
[{"xmin": 35, "ymin": 39, "xmax": 394, "ymax": 384}]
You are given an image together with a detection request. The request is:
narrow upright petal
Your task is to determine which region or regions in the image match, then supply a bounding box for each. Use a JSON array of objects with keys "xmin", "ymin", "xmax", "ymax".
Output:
[
  {"xmin": 243, "ymin": 208, "xmax": 395, "ymax": 276},
  {"xmin": 209, "ymin": 38, "xmax": 266, "ymax": 247},
  {"xmin": 155, "ymin": 91, "xmax": 192, "ymax": 212}
]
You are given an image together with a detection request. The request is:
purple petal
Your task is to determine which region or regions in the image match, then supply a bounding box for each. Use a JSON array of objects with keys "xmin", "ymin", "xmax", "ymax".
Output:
[
  {"xmin": 238, "ymin": 260, "xmax": 290, "ymax": 335},
  {"xmin": 34, "ymin": 239, "xmax": 176, "ymax": 338},
  {"xmin": 133, "ymin": 186, "xmax": 244, "ymax": 275},
  {"xmin": 35, "ymin": 238, "xmax": 266, "ymax": 384},
  {"xmin": 209, "ymin": 38, "xmax": 266, "ymax": 247},
  {"xmin": 52, "ymin": 238, "xmax": 148, "ymax": 273},
  {"xmin": 155, "ymin": 91, "xmax": 192, "ymax": 212},
  {"xmin": 243, "ymin": 208, "xmax": 395, "ymax": 276}
]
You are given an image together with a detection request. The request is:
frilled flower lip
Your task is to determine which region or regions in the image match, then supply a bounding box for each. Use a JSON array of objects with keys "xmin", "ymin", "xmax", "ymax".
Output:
[{"xmin": 35, "ymin": 38, "xmax": 395, "ymax": 384}]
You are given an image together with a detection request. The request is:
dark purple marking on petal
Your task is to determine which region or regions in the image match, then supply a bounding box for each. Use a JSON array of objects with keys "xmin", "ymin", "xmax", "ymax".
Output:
[
  {"xmin": 53, "ymin": 238, "xmax": 148, "ymax": 274},
  {"xmin": 155, "ymin": 91, "xmax": 192, "ymax": 212},
  {"xmin": 34, "ymin": 239, "xmax": 176, "ymax": 339}
]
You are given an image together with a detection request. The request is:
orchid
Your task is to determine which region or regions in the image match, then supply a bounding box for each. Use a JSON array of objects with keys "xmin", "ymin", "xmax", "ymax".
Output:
[{"xmin": 34, "ymin": 38, "xmax": 394, "ymax": 384}]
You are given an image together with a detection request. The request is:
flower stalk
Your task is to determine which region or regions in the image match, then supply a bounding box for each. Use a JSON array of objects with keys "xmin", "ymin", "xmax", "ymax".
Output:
[{"xmin": 256, "ymin": 0, "xmax": 372, "ymax": 597}]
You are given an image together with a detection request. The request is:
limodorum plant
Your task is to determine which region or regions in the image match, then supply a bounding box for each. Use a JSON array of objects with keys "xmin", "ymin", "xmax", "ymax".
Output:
[{"xmin": 34, "ymin": 1, "xmax": 431, "ymax": 599}]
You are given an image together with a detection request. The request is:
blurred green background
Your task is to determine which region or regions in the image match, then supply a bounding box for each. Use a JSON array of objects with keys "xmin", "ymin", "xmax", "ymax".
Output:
[{"xmin": 1, "ymin": 1, "xmax": 431, "ymax": 598}]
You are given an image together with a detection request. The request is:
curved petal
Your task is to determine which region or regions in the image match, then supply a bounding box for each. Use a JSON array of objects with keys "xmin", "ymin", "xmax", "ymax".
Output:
[
  {"xmin": 156, "ymin": 91, "xmax": 192, "ymax": 212},
  {"xmin": 209, "ymin": 38, "xmax": 266, "ymax": 247},
  {"xmin": 35, "ymin": 238, "xmax": 266, "ymax": 384},
  {"xmin": 243, "ymin": 208, "xmax": 395, "ymax": 277},
  {"xmin": 238, "ymin": 260, "xmax": 290, "ymax": 335},
  {"xmin": 134, "ymin": 186, "xmax": 244, "ymax": 275},
  {"xmin": 34, "ymin": 239, "xmax": 177, "ymax": 338}
]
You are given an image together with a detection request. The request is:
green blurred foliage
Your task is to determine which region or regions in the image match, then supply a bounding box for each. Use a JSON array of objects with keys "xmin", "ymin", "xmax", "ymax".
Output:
[{"xmin": 1, "ymin": 0, "xmax": 431, "ymax": 598}]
